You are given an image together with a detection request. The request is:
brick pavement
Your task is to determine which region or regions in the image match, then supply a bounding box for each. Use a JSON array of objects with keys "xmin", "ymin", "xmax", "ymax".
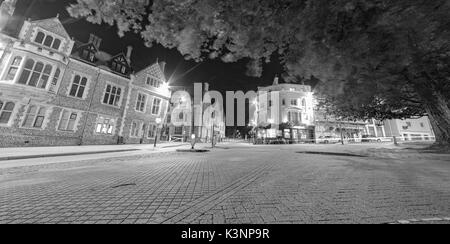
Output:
[{"xmin": 0, "ymin": 146, "xmax": 449, "ymax": 224}]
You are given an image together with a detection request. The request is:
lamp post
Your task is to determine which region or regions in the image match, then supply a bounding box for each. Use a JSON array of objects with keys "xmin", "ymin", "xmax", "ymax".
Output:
[{"xmin": 154, "ymin": 118, "xmax": 162, "ymax": 148}]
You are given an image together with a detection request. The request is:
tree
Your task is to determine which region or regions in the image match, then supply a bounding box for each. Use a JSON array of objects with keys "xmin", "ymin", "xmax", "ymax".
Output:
[{"xmin": 67, "ymin": 0, "xmax": 450, "ymax": 146}]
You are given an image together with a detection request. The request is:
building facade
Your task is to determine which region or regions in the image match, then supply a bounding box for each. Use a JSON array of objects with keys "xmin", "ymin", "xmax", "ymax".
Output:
[
  {"xmin": 254, "ymin": 77, "xmax": 315, "ymax": 142},
  {"xmin": 384, "ymin": 117, "xmax": 435, "ymax": 142},
  {"xmin": 164, "ymin": 83, "xmax": 225, "ymax": 142},
  {"xmin": 0, "ymin": 14, "xmax": 170, "ymax": 147}
]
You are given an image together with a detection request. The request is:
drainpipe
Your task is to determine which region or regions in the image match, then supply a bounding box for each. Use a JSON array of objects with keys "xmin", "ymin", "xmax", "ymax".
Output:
[{"xmin": 79, "ymin": 68, "xmax": 101, "ymax": 145}]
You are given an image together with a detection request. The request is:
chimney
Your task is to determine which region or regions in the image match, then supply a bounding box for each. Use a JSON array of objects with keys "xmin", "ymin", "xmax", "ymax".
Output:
[
  {"xmin": 204, "ymin": 83, "xmax": 210, "ymax": 93},
  {"xmin": 273, "ymin": 75, "xmax": 279, "ymax": 85},
  {"xmin": 88, "ymin": 34, "xmax": 102, "ymax": 49},
  {"xmin": 126, "ymin": 45, "xmax": 133, "ymax": 64},
  {"xmin": 0, "ymin": 0, "xmax": 17, "ymax": 32},
  {"xmin": 159, "ymin": 60, "xmax": 166, "ymax": 74}
]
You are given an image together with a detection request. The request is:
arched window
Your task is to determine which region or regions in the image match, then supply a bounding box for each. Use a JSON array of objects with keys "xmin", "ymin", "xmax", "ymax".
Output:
[
  {"xmin": 0, "ymin": 101, "xmax": 15, "ymax": 124},
  {"xmin": 18, "ymin": 59, "xmax": 35, "ymax": 84},
  {"xmin": 6, "ymin": 56, "xmax": 22, "ymax": 80},
  {"xmin": 35, "ymin": 32, "xmax": 45, "ymax": 44},
  {"xmin": 179, "ymin": 112, "xmax": 184, "ymax": 120},
  {"xmin": 52, "ymin": 39, "xmax": 61, "ymax": 50},
  {"xmin": 69, "ymin": 75, "xmax": 88, "ymax": 98},
  {"xmin": 17, "ymin": 59, "xmax": 52, "ymax": 89},
  {"xmin": 43, "ymin": 35, "xmax": 54, "ymax": 47}
]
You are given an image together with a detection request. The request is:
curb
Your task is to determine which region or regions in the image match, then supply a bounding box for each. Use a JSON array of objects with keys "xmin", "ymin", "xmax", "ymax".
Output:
[
  {"xmin": 0, "ymin": 149, "xmax": 140, "ymax": 162},
  {"xmin": 388, "ymin": 217, "xmax": 450, "ymax": 224}
]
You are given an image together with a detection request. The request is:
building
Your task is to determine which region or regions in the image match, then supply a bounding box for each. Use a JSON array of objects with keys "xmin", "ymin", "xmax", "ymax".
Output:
[
  {"xmin": 384, "ymin": 117, "xmax": 435, "ymax": 142},
  {"xmin": 164, "ymin": 83, "xmax": 225, "ymax": 142},
  {"xmin": 0, "ymin": 10, "xmax": 170, "ymax": 147},
  {"xmin": 314, "ymin": 110, "xmax": 369, "ymax": 143},
  {"xmin": 253, "ymin": 77, "xmax": 315, "ymax": 142}
]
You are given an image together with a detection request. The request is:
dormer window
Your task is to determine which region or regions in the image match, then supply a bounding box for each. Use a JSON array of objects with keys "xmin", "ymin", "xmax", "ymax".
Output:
[
  {"xmin": 34, "ymin": 31, "xmax": 62, "ymax": 51},
  {"xmin": 111, "ymin": 55, "xmax": 129, "ymax": 75}
]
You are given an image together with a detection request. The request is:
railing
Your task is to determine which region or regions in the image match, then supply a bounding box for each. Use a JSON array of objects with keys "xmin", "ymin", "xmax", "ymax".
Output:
[{"xmin": 251, "ymin": 136, "xmax": 436, "ymax": 145}]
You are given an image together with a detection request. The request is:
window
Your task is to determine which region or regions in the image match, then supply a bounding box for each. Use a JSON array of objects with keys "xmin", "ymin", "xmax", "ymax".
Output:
[
  {"xmin": 130, "ymin": 121, "xmax": 142, "ymax": 137},
  {"xmin": 34, "ymin": 31, "xmax": 61, "ymax": 51},
  {"xmin": 406, "ymin": 122, "xmax": 412, "ymax": 127},
  {"xmin": 82, "ymin": 49, "xmax": 95, "ymax": 62},
  {"xmin": 151, "ymin": 98, "xmax": 162, "ymax": 115},
  {"xmin": 103, "ymin": 84, "xmax": 122, "ymax": 106},
  {"xmin": 148, "ymin": 124, "xmax": 157, "ymax": 138},
  {"xmin": 174, "ymin": 126, "xmax": 183, "ymax": 135},
  {"xmin": 22, "ymin": 105, "xmax": 47, "ymax": 129},
  {"xmin": 287, "ymin": 111, "xmax": 301, "ymax": 125},
  {"xmin": 49, "ymin": 68, "xmax": 61, "ymax": 93},
  {"xmin": 52, "ymin": 39, "xmax": 61, "ymax": 50},
  {"xmin": 282, "ymin": 99, "xmax": 286, "ymax": 106},
  {"xmin": 35, "ymin": 32, "xmax": 45, "ymax": 44},
  {"xmin": 178, "ymin": 112, "xmax": 184, "ymax": 120},
  {"xmin": 268, "ymin": 100, "xmax": 273, "ymax": 107},
  {"xmin": 135, "ymin": 93, "xmax": 147, "ymax": 112},
  {"xmin": 17, "ymin": 59, "xmax": 53, "ymax": 89},
  {"xmin": 6, "ymin": 56, "xmax": 22, "ymax": 80},
  {"xmin": 302, "ymin": 99, "xmax": 307, "ymax": 107},
  {"xmin": 69, "ymin": 75, "xmax": 88, "ymax": 98},
  {"xmin": 58, "ymin": 110, "xmax": 78, "ymax": 131},
  {"xmin": 291, "ymin": 99, "xmax": 298, "ymax": 106},
  {"xmin": 146, "ymin": 76, "xmax": 161, "ymax": 88},
  {"xmin": 0, "ymin": 101, "xmax": 15, "ymax": 124},
  {"xmin": 95, "ymin": 116, "xmax": 115, "ymax": 135},
  {"xmin": 420, "ymin": 123, "xmax": 425, "ymax": 128}
]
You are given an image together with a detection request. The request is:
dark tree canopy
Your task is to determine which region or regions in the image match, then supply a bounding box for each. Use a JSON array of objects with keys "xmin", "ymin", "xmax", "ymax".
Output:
[{"xmin": 67, "ymin": 0, "xmax": 450, "ymax": 145}]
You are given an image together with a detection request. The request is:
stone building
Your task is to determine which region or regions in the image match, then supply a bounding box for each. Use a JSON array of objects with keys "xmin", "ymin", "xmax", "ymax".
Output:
[
  {"xmin": 253, "ymin": 77, "xmax": 316, "ymax": 142},
  {"xmin": 163, "ymin": 83, "xmax": 225, "ymax": 142},
  {"xmin": 0, "ymin": 12, "xmax": 170, "ymax": 147}
]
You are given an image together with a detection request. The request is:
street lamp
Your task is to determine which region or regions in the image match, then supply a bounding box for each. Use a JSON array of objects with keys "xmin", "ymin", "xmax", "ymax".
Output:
[{"xmin": 154, "ymin": 117, "xmax": 162, "ymax": 148}]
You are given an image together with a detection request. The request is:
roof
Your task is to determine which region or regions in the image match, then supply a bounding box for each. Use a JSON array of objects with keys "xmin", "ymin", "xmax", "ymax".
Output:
[{"xmin": 30, "ymin": 17, "xmax": 71, "ymax": 39}]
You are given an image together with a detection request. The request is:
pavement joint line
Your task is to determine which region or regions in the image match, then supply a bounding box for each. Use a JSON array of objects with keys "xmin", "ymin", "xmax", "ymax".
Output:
[{"xmin": 160, "ymin": 163, "xmax": 274, "ymax": 224}]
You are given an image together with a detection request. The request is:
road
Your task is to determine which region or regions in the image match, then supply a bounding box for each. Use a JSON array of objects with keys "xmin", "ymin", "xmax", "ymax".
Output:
[{"xmin": 0, "ymin": 143, "xmax": 449, "ymax": 224}]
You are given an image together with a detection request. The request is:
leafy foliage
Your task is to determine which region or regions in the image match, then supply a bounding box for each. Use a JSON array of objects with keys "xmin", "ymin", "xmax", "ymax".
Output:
[{"xmin": 67, "ymin": 0, "xmax": 450, "ymax": 144}]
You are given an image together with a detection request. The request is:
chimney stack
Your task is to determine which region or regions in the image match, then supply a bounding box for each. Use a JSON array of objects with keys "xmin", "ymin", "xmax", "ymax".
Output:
[
  {"xmin": 159, "ymin": 60, "xmax": 166, "ymax": 74},
  {"xmin": 126, "ymin": 45, "xmax": 133, "ymax": 64},
  {"xmin": 88, "ymin": 34, "xmax": 102, "ymax": 49},
  {"xmin": 273, "ymin": 75, "xmax": 279, "ymax": 85}
]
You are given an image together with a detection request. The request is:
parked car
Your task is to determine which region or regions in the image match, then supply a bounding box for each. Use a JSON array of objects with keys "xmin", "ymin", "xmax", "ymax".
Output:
[
  {"xmin": 318, "ymin": 136, "xmax": 342, "ymax": 144},
  {"xmin": 361, "ymin": 135, "xmax": 392, "ymax": 143}
]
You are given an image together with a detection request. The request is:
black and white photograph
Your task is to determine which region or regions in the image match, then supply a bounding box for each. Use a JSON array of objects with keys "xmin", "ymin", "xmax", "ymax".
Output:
[{"xmin": 0, "ymin": 0, "xmax": 449, "ymax": 232}]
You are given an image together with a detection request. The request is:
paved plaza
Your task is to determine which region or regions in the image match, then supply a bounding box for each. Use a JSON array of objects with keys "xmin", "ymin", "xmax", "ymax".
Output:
[{"xmin": 0, "ymin": 143, "xmax": 449, "ymax": 224}]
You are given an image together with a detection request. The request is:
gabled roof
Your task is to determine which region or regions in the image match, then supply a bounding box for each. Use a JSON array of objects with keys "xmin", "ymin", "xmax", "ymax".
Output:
[
  {"xmin": 30, "ymin": 17, "xmax": 70, "ymax": 39},
  {"xmin": 136, "ymin": 62, "xmax": 166, "ymax": 81},
  {"xmin": 111, "ymin": 53, "xmax": 130, "ymax": 67}
]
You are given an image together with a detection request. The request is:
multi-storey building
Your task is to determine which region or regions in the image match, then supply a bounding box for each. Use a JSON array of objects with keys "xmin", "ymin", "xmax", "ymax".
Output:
[
  {"xmin": 0, "ymin": 12, "xmax": 170, "ymax": 147},
  {"xmin": 164, "ymin": 83, "xmax": 225, "ymax": 142},
  {"xmin": 254, "ymin": 77, "xmax": 315, "ymax": 142},
  {"xmin": 384, "ymin": 117, "xmax": 435, "ymax": 142}
]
